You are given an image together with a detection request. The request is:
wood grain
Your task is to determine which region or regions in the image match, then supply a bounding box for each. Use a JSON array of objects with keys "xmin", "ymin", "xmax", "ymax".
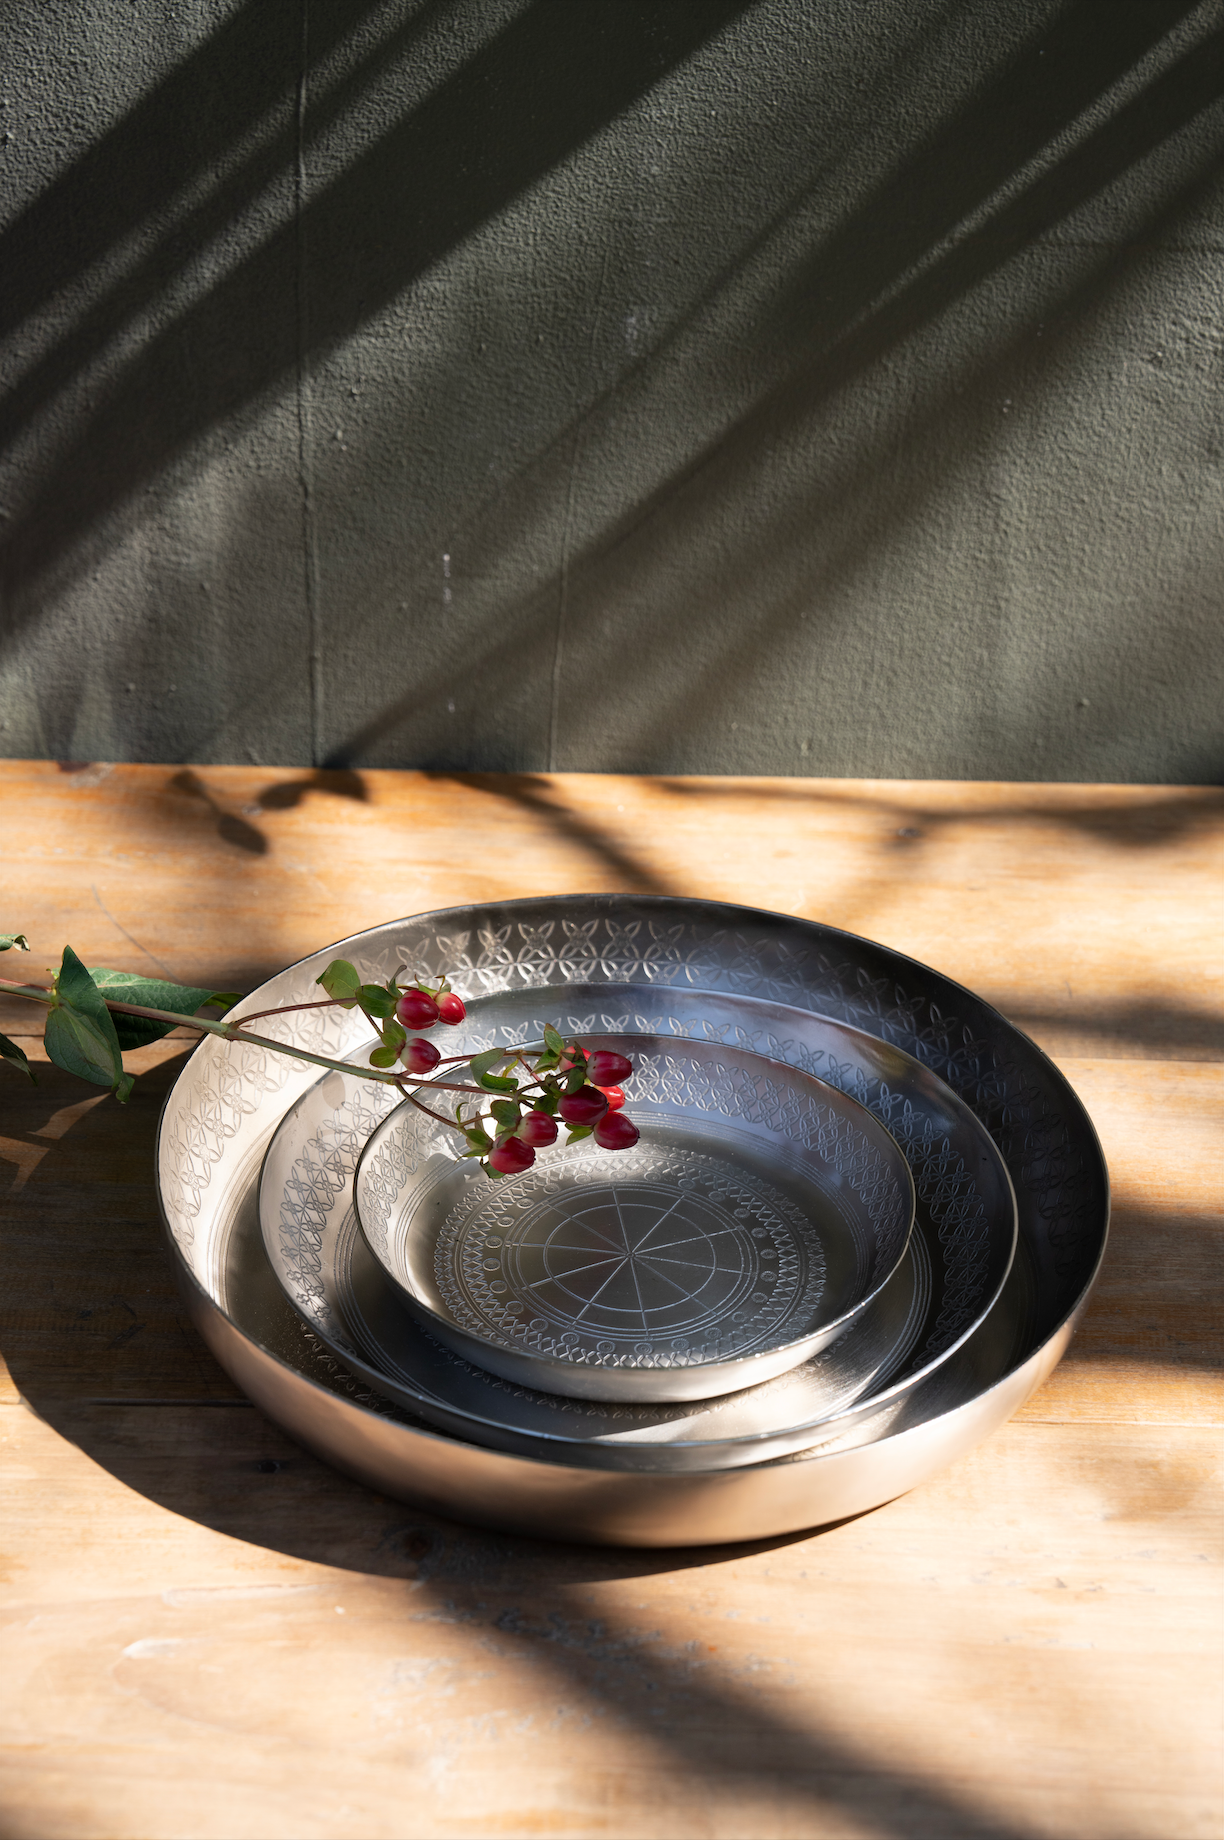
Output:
[{"xmin": 1, "ymin": 762, "xmax": 1220, "ymax": 1840}]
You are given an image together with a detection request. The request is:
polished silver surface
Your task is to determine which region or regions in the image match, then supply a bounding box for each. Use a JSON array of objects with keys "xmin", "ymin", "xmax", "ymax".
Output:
[
  {"xmin": 258, "ymin": 1051, "xmax": 932, "ymax": 1469},
  {"xmin": 352, "ymin": 1034, "xmax": 916, "ymax": 1402},
  {"xmin": 156, "ymin": 895, "xmax": 1108, "ymax": 1546},
  {"xmin": 256, "ymin": 987, "xmax": 1016, "ymax": 1468}
]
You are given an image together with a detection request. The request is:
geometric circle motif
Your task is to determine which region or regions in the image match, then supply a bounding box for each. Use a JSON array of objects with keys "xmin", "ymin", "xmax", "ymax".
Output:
[{"xmin": 433, "ymin": 1144, "xmax": 827, "ymax": 1371}]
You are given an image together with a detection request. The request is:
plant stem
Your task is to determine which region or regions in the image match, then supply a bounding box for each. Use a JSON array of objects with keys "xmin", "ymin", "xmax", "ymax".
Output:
[
  {"xmin": 0, "ymin": 980, "xmax": 54, "ymax": 1002},
  {"xmin": 0, "ymin": 981, "xmax": 490, "ymax": 1096},
  {"xmin": 229, "ymin": 997, "xmax": 346, "ymax": 1028},
  {"xmin": 1, "ymin": 978, "xmax": 552, "ymax": 1150}
]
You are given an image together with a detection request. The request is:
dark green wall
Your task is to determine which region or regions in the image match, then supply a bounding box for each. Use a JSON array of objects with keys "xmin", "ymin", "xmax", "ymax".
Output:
[{"xmin": 2, "ymin": 0, "xmax": 1222, "ymax": 778}]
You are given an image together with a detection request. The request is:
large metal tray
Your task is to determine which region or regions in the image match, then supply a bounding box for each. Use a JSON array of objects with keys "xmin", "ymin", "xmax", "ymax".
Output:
[{"xmin": 156, "ymin": 895, "xmax": 1108, "ymax": 1546}]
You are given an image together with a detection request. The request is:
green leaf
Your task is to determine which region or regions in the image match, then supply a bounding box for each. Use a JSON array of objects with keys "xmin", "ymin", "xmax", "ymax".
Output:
[
  {"xmin": 564, "ymin": 1063, "xmax": 587, "ymax": 1094},
  {"xmin": 45, "ymin": 1003, "xmax": 124, "ymax": 1092},
  {"xmin": 478, "ymin": 1071, "xmax": 518, "ymax": 1094},
  {"xmin": 359, "ymin": 983, "xmax": 396, "ymax": 1019},
  {"xmin": 205, "ymin": 992, "xmax": 241, "ymax": 1013},
  {"xmin": 87, "ymin": 968, "xmax": 224, "ymax": 1051},
  {"xmin": 532, "ymin": 1091, "xmax": 559, "ymax": 1116},
  {"xmin": 369, "ymin": 1044, "xmax": 399, "ymax": 1068},
  {"xmin": 317, "ymin": 959, "xmax": 361, "ymax": 1006},
  {"xmin": 469, "ymin": 1047, "xmax": 507, "ymax": 1083},
  {"xmin": 463, "ymin": 1126, "xmax": 492, "ymax": 1153},
  {"xmin": 0, "ymin": 933, "xmax": 30, "ymax": 952},
  {"xmin": 565, "ymin": 1124, "xmax": 594, "ymax": 1145},
  {"xmin": 51, "ymin": 947, "xmax": 129, "ymax": 1097},
  {"xmin": 543, "ymin": 1024, "xmax": 564, "ymax": 1055},
  {"xmin": 380, "ymin": 1018, "xmax": 407, "ymax": 1051},
  {"xmin": 0, "ymin": 1031, "xmax": 35, "ymax": 1081},
  {"xmin": 490, "ymin": 1099, "xmax": 521, "ymax": 1130}
]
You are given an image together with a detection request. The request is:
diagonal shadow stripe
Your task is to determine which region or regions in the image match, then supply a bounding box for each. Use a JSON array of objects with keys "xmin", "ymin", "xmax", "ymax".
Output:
[
  {"xmin": 0, "ymin": 0, "xmax": 454, "ymax": 458},
  {"xmin": 309, "ymin": 0, "xmax": 1222, "ymax": 770},
  {"xmin": 0, "ymin": 0, "xmax": 381, "ymax": 343},
  {"xmin": 0, "ymin": 0, "xmax": 757, "ymax": 619}
]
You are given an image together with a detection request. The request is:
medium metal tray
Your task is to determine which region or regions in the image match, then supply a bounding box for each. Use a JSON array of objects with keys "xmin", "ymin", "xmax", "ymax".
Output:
[
  {"xmin": 156, "ymin": 895, "xmax": 1107, "ymax": 1546},
  {"xmin": 255, "ymin": 991, "xmax": 1014, "ymax": 1469}
]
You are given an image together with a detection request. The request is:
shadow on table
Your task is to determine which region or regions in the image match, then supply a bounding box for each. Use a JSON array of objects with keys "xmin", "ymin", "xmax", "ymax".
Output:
[{"xmin": 2, "ymin": 1044, "xmax": 1216, "ymax": 1838}]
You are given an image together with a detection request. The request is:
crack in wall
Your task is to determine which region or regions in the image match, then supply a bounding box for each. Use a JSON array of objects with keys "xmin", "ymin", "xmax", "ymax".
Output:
[{"xmin": 296, "ymin": 0, "xmax": 322, "ymax": 768}]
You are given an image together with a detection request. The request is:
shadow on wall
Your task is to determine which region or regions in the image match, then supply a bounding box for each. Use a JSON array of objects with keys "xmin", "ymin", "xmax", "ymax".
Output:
[
  {"xmin": 0, "ymin": 0, "xmax": 1222, "ymax": 776},
  {"xmin": 319, "ymin": 8, "xmax": 1224, "ymax": 781},
  {"xmin": 0, "ymin": 0, "xmax": 755, "ymax": 611}
]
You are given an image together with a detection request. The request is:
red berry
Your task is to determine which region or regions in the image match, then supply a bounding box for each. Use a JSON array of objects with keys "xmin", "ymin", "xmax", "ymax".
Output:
[
  {"xmin": 400, "ymin": 1037, "xmax": 441, "ymax": 1075},
  {"xmin": 489, "ymin": 1136, "xmax": 535, "ymax": 1175},
  {"xmin": 557, "ymin": 1085, "xmax": 608, "ymax": 1127},
  {"xmin": 588, "ymin": 1050, "xmax": 633, "ymax": 1085},
  {"xmin": 594, "ymin": 1111, "xmax": 639, "ymax": 1151},
  {"xmin": 596, "ymin": 1084, "xmax": 625, "ymax": 1112},
  {"xmin": 518, "ymin": 1110, "xmax": 558, "ymax": 1147},
  {"xmin": 396, "ymin": 989, "xmax": 439, "ymax": 1030},
  {"xmin": 437, "ymin": 992, "xmax": 466, "ymax": 1025}
]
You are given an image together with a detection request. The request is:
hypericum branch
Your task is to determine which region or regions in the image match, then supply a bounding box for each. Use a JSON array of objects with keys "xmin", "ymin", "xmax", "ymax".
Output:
[{"xmin": 0, "ymin": 934, "xmax": 638, "ymax": 1178}]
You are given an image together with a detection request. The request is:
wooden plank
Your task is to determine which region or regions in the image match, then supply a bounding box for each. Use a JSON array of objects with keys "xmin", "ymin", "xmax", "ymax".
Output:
[
  {"xmin": 2, "ymin": 763, "xmax": 1220, "ymax": 1064},
  {"xmin": 1, "ymin": 764, "xmax": 1221, "ymax": 1839},
  {"xmin": 1, "ymin": 1403, "xmax": 1219, "ymax": 1840},
  {"xmin": 1013, "ymin": 1059, "xmax": 1223, "ymax": 1426}
]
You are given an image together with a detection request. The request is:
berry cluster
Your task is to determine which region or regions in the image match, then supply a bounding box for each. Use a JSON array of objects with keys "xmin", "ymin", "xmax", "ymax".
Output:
[
  {"xmin": 0, "ymin": 934, "xmax": 642, "ymax": 1183},
  {"xmin": 458, "ymin": 1030, "xmax": 638, "ymax": 1176},
  {"xmin": 314, "ymin": 961, "xmax": 638, "ymax": 1178},
  {"xmin": 316, "ymin": 960, "xmax": 468, "ymax": 1074}
]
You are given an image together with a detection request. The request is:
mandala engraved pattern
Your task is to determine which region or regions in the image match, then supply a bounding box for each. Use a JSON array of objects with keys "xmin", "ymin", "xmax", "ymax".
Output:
[
  {"xmin": 356, "ymin": 1041, "xmax": 913, "ymax": 1375},
  {"xmin": 427, "ymin": 1144, "xmax": 828, "ymax": 1372}
]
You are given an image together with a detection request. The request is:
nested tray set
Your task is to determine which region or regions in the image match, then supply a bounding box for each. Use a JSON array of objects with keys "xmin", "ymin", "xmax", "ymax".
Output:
[{"xmin": 157, "ymin": 896, "xmax": 1109, "ymax": 1547}]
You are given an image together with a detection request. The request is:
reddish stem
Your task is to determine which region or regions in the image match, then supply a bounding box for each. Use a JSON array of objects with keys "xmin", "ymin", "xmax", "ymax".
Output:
[
  {"xmin": 228, "ymin": 997, "xmax": 346, "ymax": 1030},
  {"xmin": 398, "ymin": 1085, "xmax": 463, "ymax": 1131}
]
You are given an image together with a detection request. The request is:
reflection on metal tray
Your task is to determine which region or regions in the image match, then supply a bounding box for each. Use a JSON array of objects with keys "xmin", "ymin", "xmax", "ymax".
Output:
[
  {"xmin": 157, "ymin": 896, "xmax": 1106, "ymax": 1546},
  {"xmin": 353, "ymin": 1034, "xmax": 916, "ymax": 1402}
]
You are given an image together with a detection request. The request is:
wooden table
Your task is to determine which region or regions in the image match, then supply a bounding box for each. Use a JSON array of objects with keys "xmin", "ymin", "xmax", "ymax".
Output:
[{"xmin": 2, "ymin": 761, "xmax": 1220, "ymax": 1840}]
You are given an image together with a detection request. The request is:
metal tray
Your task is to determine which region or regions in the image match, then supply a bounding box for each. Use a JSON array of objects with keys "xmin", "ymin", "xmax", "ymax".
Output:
[
  {"xmin": 256, "ymin": 991, "xmax": 1014, "ymax": 1468},
  {"xmin": 156, "ymin": 895, "xmax": 1108, "ymax": 1546},
  {"xmin": 353, "ymin": 1033, "xmax": 917, "ymax": 1401},
  {"xmin": 260, "ymin": 1059, "xmax": 929, "ymax": 1470}
]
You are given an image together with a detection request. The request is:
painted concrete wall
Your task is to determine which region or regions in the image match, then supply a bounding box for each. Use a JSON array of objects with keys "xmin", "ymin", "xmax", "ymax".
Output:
[{"xmin": 1, "ymin": 0, "xmax": 1221, "ymax": 780}]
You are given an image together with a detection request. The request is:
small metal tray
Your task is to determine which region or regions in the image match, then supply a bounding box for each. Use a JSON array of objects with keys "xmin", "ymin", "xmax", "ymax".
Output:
[
  {"xmin": 352, "ymin": 1034, "xmax": 916, "ymax": 1402},
  {"xmin": 157, "ymin": 895, "xmax": 1107, "ymax": 1546}
]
